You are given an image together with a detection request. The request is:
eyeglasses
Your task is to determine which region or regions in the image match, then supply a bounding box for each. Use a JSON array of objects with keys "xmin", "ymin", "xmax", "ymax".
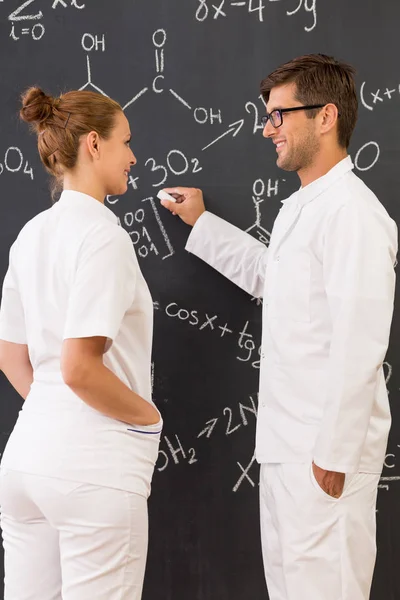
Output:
[{"xmin": 260, "ymin": 104, "xmax": 326, "ymax": 128}]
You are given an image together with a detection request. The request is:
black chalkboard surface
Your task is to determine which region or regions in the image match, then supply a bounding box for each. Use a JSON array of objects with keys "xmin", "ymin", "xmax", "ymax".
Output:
[{"xmin": 1, "ymin": 1, "xmax": 400, "ymax": 599}]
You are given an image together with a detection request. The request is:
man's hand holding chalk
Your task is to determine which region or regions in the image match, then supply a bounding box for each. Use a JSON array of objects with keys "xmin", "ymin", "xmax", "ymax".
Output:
[
  {"xmin": 157, "ymin": 190, "xmax": 177, "ymax": 203},
  {"xmin": 158, "ymin": 187, "xmax": 206, "ymax": 227}
]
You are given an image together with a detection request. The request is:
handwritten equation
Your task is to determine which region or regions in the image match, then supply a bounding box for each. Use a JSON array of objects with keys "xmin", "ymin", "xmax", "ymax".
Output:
[
  {"xmin": 360, "ymin": 80, "xmax": 400, "ymax": 112},
  {"xmin": 195, "ymin": 0, "xmax": 317, "ymax": 32},
  {"xmin": 7, "ymin": 0, "xmax": 85, "ymax": 42},
  {"xmin": 156, "ymin": 394, "xmax": 260, "ymax": 493},
  {"xmin": 0, "ymin": 146, "xmax": 34, "ymax": 180},
  {"xmin": 154, "ymin": 298, "xmax": 262, "ymax": 367}
]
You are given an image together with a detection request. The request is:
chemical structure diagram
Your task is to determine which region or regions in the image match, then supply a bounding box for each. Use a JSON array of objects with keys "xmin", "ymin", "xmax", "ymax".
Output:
[
  {"xmin": 245, "ymin": 178, "xmax": 278, "ymax": 245},
  {"xmin": 78, "ymin": 28, "xmax": 227, "ymax": 132}
]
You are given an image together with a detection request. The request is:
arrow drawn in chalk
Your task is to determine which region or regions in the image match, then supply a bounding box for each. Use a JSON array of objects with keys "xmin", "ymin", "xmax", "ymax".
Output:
[
  {"xmin": 8, "ymin": 0, "xmax": 43, "ymax": 21},
  {"xmin": 202, "ymin": 119, "xmax": 244, "ymax": 151},
  {"xmin": 198, "ymin": 418, "xmax": 219, "ymax": 439}
]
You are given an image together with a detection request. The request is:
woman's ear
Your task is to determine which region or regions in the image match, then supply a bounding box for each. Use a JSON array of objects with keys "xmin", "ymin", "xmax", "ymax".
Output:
[{"xmin": 85, "ymin": 130, "xmax": 101, "ymax": 160}]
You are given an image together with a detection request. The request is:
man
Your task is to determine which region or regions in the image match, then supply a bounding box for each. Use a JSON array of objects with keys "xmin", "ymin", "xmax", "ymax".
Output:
[{"xmin": 160, "ymin": 54, "xmax": 398, "ymax": 600}]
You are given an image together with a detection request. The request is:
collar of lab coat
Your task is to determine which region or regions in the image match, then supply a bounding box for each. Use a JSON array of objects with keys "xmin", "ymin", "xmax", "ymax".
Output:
[
  {"xmin": 58, "ymin": 189, "xmax": 118, "ymax": 224},
  {"xmin": 281, "ymin": 155, "xmax": 354, "ymax": 207}
]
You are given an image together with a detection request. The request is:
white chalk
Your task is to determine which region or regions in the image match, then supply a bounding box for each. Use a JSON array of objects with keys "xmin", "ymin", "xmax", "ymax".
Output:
[{"xmin": 157, "ymin": 190, "xmax": 176, "ymax": 203}]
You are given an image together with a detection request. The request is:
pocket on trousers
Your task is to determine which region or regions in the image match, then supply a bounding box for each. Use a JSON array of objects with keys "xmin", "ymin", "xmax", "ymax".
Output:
[
  {"xmin": 309, "ymin": 463, "xmax": 343, "ymax": 502},
  {"xmin": 127, "ymin": 415, "xmax": 163, "ymax": 435}
]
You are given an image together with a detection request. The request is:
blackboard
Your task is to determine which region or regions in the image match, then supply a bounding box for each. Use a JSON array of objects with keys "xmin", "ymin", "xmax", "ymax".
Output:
[{"xmin": 1, "ymin": 1, "xmax": 400, "ymax": 599}]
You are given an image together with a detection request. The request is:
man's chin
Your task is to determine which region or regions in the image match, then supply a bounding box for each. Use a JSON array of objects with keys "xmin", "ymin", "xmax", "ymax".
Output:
[
  {"xmin": 276, "ymin": 156, "xmax": 296, "ymax": 172},
  {"xmin": 276, "ymin": 152, "xmax": 287, "ymax": 169}
]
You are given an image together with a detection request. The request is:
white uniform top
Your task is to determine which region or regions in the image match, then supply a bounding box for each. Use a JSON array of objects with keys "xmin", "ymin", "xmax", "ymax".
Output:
[
  {"xmin": 0, "ymin": 190, "xmax": 162, "ymax": 497},
  {"xmin": 186, "ymin": 157, "xmax": 397, "ymax": 474}
]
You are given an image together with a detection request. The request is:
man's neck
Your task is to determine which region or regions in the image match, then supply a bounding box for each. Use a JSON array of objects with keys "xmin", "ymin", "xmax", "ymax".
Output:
[{"xmin": 298, "ymin": 148, "xmax": 348, "ymax": 188}]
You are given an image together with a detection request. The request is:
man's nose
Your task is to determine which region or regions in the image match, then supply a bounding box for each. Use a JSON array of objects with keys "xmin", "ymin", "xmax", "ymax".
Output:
[{"xmin": 262, "ymin": 120, "xmax": 275, "ymax": 138}]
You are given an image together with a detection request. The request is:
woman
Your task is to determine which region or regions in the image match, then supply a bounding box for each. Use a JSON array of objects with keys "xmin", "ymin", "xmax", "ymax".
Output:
[{"xmin": 0, "ymin": 87, "xmax": 162, "ymax": 600}]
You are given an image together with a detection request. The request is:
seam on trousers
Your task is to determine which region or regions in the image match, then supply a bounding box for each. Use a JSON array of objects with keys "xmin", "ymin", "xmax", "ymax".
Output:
[
  {"xmin": 118, "ymin": 491, "xmax": 133, "ymax": 599},
  {"xmin": 261, "ymin": 468, "xmax": 285, "ymax": 599},
  {"xmin": 338, "ymin": 501, "xmax": 346, "ymax": 600},
  {"xmin": 280, "ymin": 465, "xmax": 293, "ymax": 600}
]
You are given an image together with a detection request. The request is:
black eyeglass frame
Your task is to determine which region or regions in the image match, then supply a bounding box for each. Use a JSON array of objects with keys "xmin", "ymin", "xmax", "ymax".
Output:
[{"xmin": 260, "ymin": 104, "xmax": 326, "ymax": 128}]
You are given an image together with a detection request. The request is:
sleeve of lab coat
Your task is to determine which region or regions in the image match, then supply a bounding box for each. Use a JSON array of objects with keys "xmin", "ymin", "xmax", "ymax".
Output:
[
  {"xmin": 63, "ymin": 224, "xmax": 137, "ymax": 351},
  {"xmin": 185, "ymin": 211, "xmax": 268, "ymax": 298},
  {"xmin": 313, "ymin": 202, "xmax": 398, "ymax": 473}
]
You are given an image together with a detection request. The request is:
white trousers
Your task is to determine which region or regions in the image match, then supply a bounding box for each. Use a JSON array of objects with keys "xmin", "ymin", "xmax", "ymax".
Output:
[
  {"xmin": 259, "ymin": 463, "xmax": 380, "ymax": 600},
  {"xmin": 0, "ymin": 469, "xmax": 148, "ymax": 600}
]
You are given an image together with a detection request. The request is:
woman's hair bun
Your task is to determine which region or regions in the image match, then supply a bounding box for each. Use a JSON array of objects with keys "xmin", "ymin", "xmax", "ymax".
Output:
[{"xmin": 20, "ymin": 87, "xmax": 57, "ymax": 128}]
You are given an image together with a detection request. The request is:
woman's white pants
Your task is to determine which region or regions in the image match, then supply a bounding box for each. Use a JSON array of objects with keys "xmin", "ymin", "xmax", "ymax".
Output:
[
  {"xmin": 259, "ymin": 463, "xmax": 380, "ymax": 600},
  {"xmin": 0, "ymin": 469, "xmax": 148, "ymax": 600}
]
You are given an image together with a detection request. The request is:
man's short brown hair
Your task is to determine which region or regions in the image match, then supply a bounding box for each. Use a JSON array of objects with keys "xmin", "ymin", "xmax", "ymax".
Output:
[{"xmin": 260, "ymin": 54, "xmax": 358, "ymax": 148}]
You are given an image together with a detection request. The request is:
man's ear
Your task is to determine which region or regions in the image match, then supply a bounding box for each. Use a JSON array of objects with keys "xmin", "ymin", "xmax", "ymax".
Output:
[{"xmin": 320, "ymin": 103, "xmax": 339, "ymax": 136}]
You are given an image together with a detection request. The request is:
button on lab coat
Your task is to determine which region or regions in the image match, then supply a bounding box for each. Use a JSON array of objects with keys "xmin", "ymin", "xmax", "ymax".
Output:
[{"xmin": 186, "ymin": 157, "xmax": 397, "ymax": 473}]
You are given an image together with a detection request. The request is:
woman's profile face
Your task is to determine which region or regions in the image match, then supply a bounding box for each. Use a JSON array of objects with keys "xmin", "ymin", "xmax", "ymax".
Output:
[{"xmin": 97, "ymin": 111, "xmax": 137, "ymax": 197}]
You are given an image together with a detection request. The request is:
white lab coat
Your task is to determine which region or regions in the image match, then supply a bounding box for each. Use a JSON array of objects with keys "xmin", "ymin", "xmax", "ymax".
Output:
[
  {"xmin": 186, "ymin": 157, "xmax": 397, "ymax": 474},
  {"xmin": 0, "ymin": 190, "xmax": 162, "ymax": 497}
]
